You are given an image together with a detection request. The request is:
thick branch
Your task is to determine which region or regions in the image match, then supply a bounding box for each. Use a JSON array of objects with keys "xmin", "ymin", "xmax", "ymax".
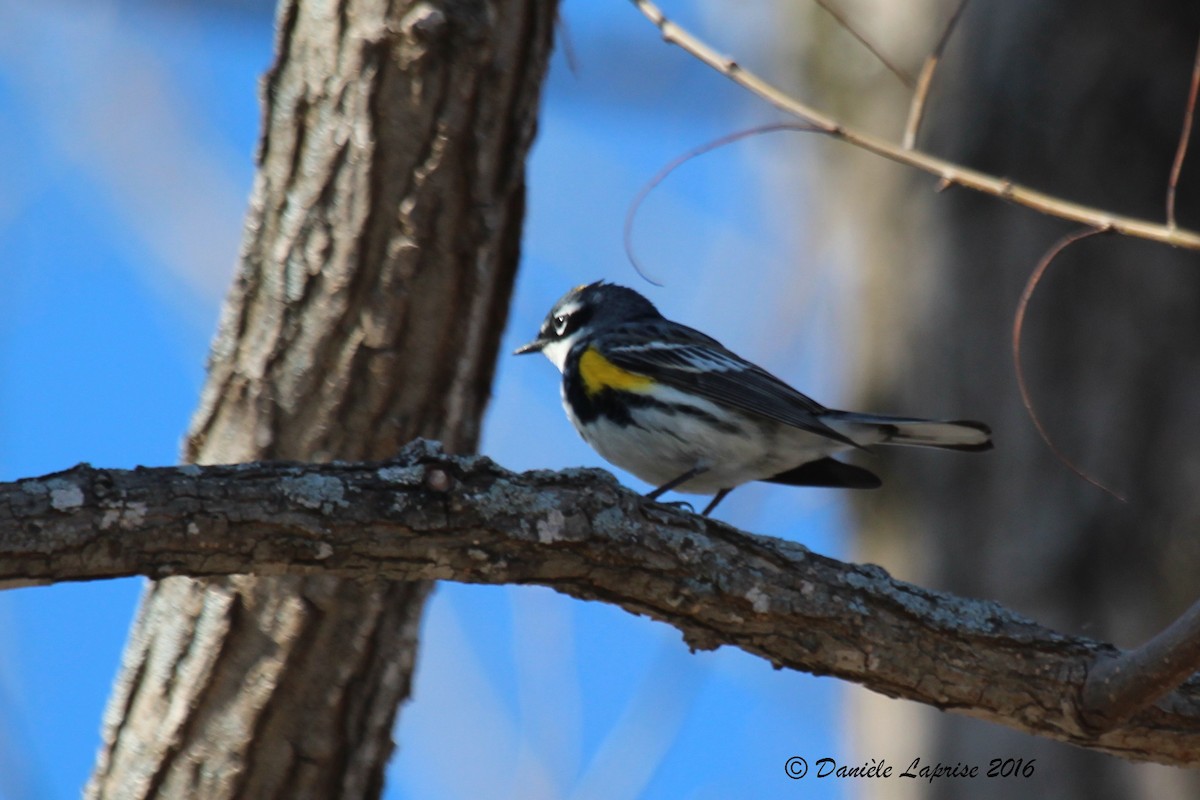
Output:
[
  {"xmin": 6, "ymin": 441, "xmax": 1200, "ymax": 767},
  {"xmin": 1083, "ymin": 598, "xmax": 1200, "ymax": 732}
]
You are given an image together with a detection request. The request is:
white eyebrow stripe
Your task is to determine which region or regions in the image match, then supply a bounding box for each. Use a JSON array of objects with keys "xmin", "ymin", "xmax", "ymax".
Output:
[{"xmin": 553, "ymin": 300, "xmax": 583, "ymax": 318}]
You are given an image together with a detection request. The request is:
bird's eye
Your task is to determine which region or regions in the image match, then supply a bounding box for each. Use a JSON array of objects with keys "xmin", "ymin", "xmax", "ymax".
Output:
[{"xmin": 552, "ymin": 314, "xmax": 569, "ymax": 335}]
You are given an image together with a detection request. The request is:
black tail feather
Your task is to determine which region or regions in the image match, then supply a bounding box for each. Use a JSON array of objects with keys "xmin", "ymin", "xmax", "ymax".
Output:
[{"xmin": 764, "ymin": 458, "xmax": 881, "ymax": 489}]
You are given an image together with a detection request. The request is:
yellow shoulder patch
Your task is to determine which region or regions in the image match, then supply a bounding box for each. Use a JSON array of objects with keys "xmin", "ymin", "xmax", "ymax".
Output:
[{"xmin": 579, "ymin": 347, "xmax": 653, "ymax": 396}]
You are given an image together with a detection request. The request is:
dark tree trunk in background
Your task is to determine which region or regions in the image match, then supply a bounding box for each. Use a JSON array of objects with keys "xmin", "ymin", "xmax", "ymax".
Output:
[
  {"xmin": 805, "ymin": 0, "xmax": 1200, "ymax": 797},
  {"xmin": 86, "ymin": 1, "xmax": 556, "ymax": 797}
]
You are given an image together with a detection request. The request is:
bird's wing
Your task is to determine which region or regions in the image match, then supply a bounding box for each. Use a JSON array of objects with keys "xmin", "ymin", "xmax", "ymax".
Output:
[{"xmin": 600, "ymin": 323, "xmax": 856, "ymax": 446}]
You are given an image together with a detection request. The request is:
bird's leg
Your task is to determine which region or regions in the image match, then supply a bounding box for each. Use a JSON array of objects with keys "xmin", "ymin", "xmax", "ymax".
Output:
[
  {"xmin": 645, "ymin": 465, "xmax": 709, "ymax": 500},
  {"xmin": 701, "ymin": 488, "xmax": 732, "ymax": 517}
]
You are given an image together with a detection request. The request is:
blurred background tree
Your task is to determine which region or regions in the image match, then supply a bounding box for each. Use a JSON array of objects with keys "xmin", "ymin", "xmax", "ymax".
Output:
[{"xmin": 790, "ymin": 0, "xmax": 1200, "ymax": 797}]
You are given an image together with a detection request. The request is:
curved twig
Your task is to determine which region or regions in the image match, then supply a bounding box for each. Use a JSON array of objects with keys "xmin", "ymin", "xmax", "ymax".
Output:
[
  {"xmin": 623, "ymin": 122, "xmax": 819, "ymax": 285},
  {"xmin": 1012, "ymin": 227, "xmax": 1126, "ymax": 501},
  {"xmin": 1167, "ymin": 33, "xmax": 1200, "ymax": 228}
]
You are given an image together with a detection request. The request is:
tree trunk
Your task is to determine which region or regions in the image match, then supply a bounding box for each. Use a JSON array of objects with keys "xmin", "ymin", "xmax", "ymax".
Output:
[
  {"xmin": 86, "ymin": 1, "xmax": 556, "ymax": 797},
  {"xmin": 799, "ymin": 0, "xmax": 1200, "ymax": 797}
]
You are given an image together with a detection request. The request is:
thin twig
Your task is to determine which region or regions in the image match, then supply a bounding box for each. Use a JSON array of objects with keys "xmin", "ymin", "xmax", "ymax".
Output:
[
  {"xmin": 903, "ymin": 0, "xmax": 970, "ymax": 149},
  {"xmin": 1012, "ymin": 227, "xmax": 1125, "ymax": 502},
  {"xmin": 1167, "ymin": 33, "xmax": 1200, "ymax": 229},
  {"xmin": 556, "ymin": 11, "xmax": 581, "ymax": 77},
  {"xmin": 629, "ymin": 0, "xmax": 1200, "ymax": 250},
  {"xmin": 812, "ymin": 0, "xmax": 914, "ymax": 88},
  {"xmin": 624, "ymin": 123, "xmax": 819, "ymax": 286},
  {"xmin": 1083, "ymin": 596, "xmax": 1200, "ymax": 732}
]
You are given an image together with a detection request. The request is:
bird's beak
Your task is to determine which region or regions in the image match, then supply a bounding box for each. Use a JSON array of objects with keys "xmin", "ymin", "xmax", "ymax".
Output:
[{"xmin": 513, "ymin": 338, "xmax": 545, "ymax": 355}]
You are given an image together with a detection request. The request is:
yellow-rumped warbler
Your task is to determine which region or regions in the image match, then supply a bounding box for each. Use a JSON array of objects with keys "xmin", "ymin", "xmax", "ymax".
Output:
[{"xmin": 515, "ymin": 281, "xmax": 991, "ymax": 516}]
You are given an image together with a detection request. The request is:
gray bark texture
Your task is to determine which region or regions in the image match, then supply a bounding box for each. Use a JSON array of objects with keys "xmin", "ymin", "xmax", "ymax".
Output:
[
  {"xmin": 85, "ymin": 0, "xmax": 556, "ymax": 797},
  {"xmin": 7, "ymin": 446, "xmax": 1200, "ymax": 766},
  {"xmin": 796, "ymin": 0, "xmax": 1200, "ymax": 797}
]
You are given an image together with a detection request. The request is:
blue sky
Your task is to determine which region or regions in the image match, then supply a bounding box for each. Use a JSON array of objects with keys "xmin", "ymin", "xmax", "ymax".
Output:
[{"xmin": 0, "ymin": 2, "xmax": 862, "ymax": 797}]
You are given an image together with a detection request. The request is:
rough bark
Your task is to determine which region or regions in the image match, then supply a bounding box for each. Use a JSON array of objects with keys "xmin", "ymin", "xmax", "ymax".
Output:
[
  {"xmin": 86, "ymin": 1, "xmax": 556, "ymax": 797},
  {"xmin": 6, "ymin": 447, "xmax": 1200, "ymax": 766},
  {"xmin": 791, "ymin": 0, "xmax": 1200, "ymax": 797}
]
